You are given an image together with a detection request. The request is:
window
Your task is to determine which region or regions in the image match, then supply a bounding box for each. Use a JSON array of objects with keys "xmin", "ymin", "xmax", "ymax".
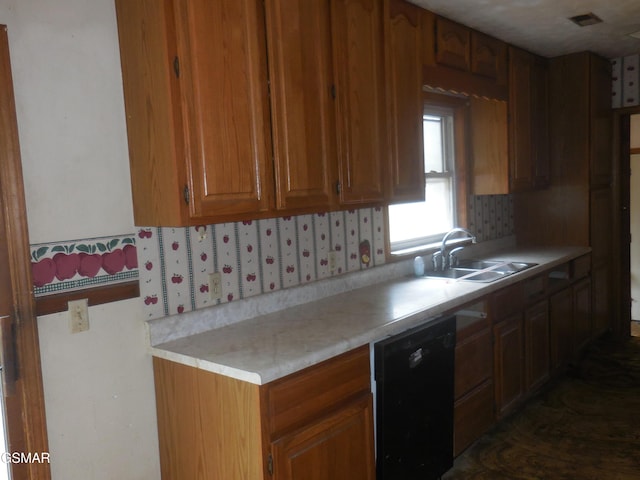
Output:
[{"xmin": 388, "ymin": 104, "xmax": 459, "ymax": 253}]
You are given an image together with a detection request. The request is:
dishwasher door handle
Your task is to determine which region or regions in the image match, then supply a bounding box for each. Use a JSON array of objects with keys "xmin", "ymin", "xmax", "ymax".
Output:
[{"xmin": 408, "ymin": 348, "xmax": 424, "ymax": 368}]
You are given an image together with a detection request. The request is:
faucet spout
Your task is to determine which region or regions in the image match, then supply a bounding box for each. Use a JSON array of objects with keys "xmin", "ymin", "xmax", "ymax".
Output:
[{"xmin": 439, "ymin": 228, "xmax": 476, "ymax": 270}]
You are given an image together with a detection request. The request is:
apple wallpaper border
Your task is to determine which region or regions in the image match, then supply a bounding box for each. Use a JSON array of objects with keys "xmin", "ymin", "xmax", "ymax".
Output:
[{"xmin": 30, "ymin": 233, "xmax": 139, "ymax": 296}]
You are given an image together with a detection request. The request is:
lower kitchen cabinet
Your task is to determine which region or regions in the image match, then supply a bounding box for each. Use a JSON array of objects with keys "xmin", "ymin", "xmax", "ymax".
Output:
[
  {"xmin": 453, "ymin": 310, "xmax": 495, "ymax": 456},
  {"xmin": 271, "ymin": 395, "xmax": 374, "ymax": 480},
  {"xmin": 493, "ymin": 313, "xmax": 524, "ymax": 419},
  {"xmin": 573, "ymin": 277, "xmax": 592, "ymax": 357},
  {"xmin": 454, "ymin": 380, "xmax": 494, "ymax": 456},
  {"xmin": 524, "ymin": 299, "xmax": 550, "ymax": 392},
  {"xmin": 453, "ymin": 301, "xmax": 495, "ymax": 456},
  {"xmin": 549, "ymin": 287, "xmax": 574, "ymax": 373},
  {"xmin": 454, "ymin": 305, "xmax": 494, "ymax": 455},
  {"xmin": 591, "ymin": 264, "xmax": 610, "ymax": 337},
  {"xmin": 152, "ymin": 346, "xmax": 375, "ymax": 480}
]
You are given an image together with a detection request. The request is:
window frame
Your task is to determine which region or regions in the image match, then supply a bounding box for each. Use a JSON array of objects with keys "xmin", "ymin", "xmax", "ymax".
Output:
[{"xmin": 387, "ymin": 91, "xmax": 469, "ymax": 258}]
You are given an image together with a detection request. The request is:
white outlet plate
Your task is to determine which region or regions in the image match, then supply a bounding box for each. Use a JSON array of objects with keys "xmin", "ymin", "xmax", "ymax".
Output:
[
  {"xmin": 209, "ymin": 272, "xmax": 222, "ymax": 301},
  {"xmin": 68, "ymin": 298, "xmax": 89, "ymax": 333},
  {"xmin": 328, "ymin": 250, "xmax": 337, "ymax": 274}
]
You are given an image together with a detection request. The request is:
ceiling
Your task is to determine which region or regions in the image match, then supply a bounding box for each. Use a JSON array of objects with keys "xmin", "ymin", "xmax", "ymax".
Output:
[{"xmin": 410, "ymin": 0, "xmax": 640, "ymax": 59}]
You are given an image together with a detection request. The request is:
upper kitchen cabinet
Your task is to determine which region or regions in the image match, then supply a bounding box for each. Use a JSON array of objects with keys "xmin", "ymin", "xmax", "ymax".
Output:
[
  {"xmin": 471, "ymin": 31, "xmax": 507, "ymax": 82},
  {"xmin": 435, "ymin": 16, "xmax": 470, "ymax": 71},
  {"xmin": 385, "ymin": 0, "xmax": 425, "ymax": 203},
  {"xmin": 423, "ymin": 14, "xmax": 508, "ymax": 100},
  {"xmin": 469, "ymin": 97, "xmax": 509, "ymax": 195},
  {"xmin": 266, "ymin": 0, "xmax": 386, "ymax": 210},
  {"xmin": 332, "ymin": 0, "xmax": 387, "ymax": 205},
  {"xmin": 264, "ymin": 0, "xmax": 337, "ymax": 211},
  {"xmin": 508, "ymin": 46, "xmax": 550, "ymax": 192},
  {"xmin": 117, "ymin": 0, "xmax": 387, "ymax": 227},
  {"xmin": 115, "ymin": 0, "xmax": 274, "ymax": 226},
  {"xmin": 589, "ymin": 56, "xmax": 613, "ymax": 187}
]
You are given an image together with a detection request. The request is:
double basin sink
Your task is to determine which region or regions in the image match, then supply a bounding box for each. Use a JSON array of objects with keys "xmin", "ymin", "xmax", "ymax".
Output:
[{"xmin": 424, "ymin": 259, "xmax": 538, "ymax": 283}]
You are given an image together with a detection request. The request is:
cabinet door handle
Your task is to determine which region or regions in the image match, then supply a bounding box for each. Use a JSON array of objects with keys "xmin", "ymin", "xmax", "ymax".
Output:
[
  {"xmin": 183, "ymin": 185, "xmax": 190, "ymax": 205},
  {"xmin": 173, "ymin": 56, "xmax": 180, "ymax": 78}
]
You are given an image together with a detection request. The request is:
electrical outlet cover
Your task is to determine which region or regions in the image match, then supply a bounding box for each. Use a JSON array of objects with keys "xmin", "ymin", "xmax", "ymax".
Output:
[{"xmin": 209, "ymin": 272, "xmax": 222, "ymax": 301}]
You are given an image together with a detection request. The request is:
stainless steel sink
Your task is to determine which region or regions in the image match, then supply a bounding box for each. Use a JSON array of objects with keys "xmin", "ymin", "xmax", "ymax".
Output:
[
  {"xmin": 456, "ymin": 259, "xmax": 503, "ymax": 270},
  {"xmin": 424, "ymin": 260, "xmax": 537, "ymax": 283}
]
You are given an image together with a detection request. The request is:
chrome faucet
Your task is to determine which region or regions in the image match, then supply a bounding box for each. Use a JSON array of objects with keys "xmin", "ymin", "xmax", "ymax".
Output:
[{"xmin": 434, "ymin": 228, "xmax": 476, "ymax": 271}]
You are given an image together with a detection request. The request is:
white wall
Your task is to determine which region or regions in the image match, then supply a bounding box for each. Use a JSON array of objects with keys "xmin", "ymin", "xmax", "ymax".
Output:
[
  {"xmin": 2, "ymin": 0, "xmax": 134, "ymax": 242},
  {"xmin": 0, "ymin": 0, "xmax": 160, "ymax": 478},
  {"xmin": 38, "ymin": 300, "xmax": 159, "ymax": 480}
]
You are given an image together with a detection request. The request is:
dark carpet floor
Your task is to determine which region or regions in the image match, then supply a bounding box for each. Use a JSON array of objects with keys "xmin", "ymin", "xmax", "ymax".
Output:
[{"xmin": 443, "ymin": 336, "xmax": 640, "ymax": 480}]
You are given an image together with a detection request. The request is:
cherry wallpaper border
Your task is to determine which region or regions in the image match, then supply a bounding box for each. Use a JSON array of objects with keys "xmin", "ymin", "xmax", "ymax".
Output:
[{"xmin": 137, "ymin": 208, "xmax": 387, "ymax": 320}]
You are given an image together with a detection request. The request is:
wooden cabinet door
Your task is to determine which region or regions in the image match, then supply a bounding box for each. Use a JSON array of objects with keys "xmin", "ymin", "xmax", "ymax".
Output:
[
  {"xmin": 508, "ymin": 46, "xmax": 534, "ymax": 192},
  {"xmin": 493, "ymin": 313, "xmax": 524, "ymax": 419},
  {"xmin": 454, "ymin": 380, "xmax": 493, "ymax": 456},
  {"xmin": 471, "ymin": 31, "xmax": 507, "ymax": 82},
  {"xmin": 589, "ymin": 54, "xmax": 613, "ymax": 187},
  {"xmin": 454, "ymin": 323, "xmax": 494, "ymax": 456},
  {"xmin": 532, "ymin": 56, "xmax": 550, "ymax": 188},
  {"xmin": 385, "ymin": 0, "xmax": 425, "ymax": 203},
  {"xmin": 116, "ymin": 0, "xmax": 186, "ymax": 226},
  {"xmin": 524, "ymin": 300, "xmax": 550, "ymax": 393},
  {"xmin": 508, "ymin": 47, "xmax": 549, "ymax": 191},
  {"xmin": 265, "ymin": 0, "xmax": 337, "ymax": 211},
  {"xmin": 573, "ymin": 277, "xmax": 592, "ymax": 355},
  {"xmin": 332, "ymin": 0, "xmax": 386, "ymax": 205},
  {"xmin": 455, "ymin": 327, "xmax": 492, "ymax": 398},
  {"xmin": 116, "ymin": 0, "xmax": 274, "ymax": 225},
  {"xmin": 591, "ymin": 264, "xmax": 611, "ymax": 337},
  {"xmin": 271, "ymin": 395, "xmax": 375, "ymax": 480},
  {"xmin": 174, "ymin": 0, "xmax": 274, "ymax": 220},
  {"xmin": 550, "ymin": 287, "xmax": 574, "ymax": 372},
  {"xmin": 590, "ymin": 188, "xmax": 611, "ymax": 337},
  {"xmin": 470, "ymin": 97, "xmax": 509, "ymax": 195},
  {"xmin": 435, "ymin": 16, "xmax": 470, "ymax": 71},
  {"xmin": 590, "ymin": 187, "xmax": 612, "ymax": 266}
]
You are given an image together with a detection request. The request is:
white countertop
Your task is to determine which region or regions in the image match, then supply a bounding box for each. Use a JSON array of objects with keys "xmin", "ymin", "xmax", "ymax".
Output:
[{"xmin": 149, "ymin": 245, "xmax": 590, "ymax": 385}]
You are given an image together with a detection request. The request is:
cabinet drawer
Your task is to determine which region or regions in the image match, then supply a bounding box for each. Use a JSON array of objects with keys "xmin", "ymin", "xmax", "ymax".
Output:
[
  {"xmin": 455, "ymin": 327, "xmax": 492, "ymax": 398},
  {"xmin": 264, "ymin": 346, "xmax": 371, "ymax": 438},
  {"xmin": 491, "ymin": 283, "xmax": 523, "ymax": 319},
  {"xmin": 547, "ymin": 262, "xmax": 570, "ymax": 293},
  {"xmin": 523, "ymin": 274, "xmax": 547, "ymax": 304},
  {"xmin": 572, "ymin": 254, "xmax": 591, "ymax": 280},
  {"xmin": 454, "ymin": 380, "xmax": 494, "ymax": 456}
]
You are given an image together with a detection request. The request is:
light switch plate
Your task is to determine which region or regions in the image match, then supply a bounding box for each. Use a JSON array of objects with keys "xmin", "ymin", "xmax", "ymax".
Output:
[{"xmin": 68, "ymin": 298, "xmax": 89, "ymax": 333}]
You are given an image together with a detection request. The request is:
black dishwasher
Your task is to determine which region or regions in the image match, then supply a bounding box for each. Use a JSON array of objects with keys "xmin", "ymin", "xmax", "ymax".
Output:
[{"xmin": 374, "ymin": 315, "xmax": 455, "ymax": 480}]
